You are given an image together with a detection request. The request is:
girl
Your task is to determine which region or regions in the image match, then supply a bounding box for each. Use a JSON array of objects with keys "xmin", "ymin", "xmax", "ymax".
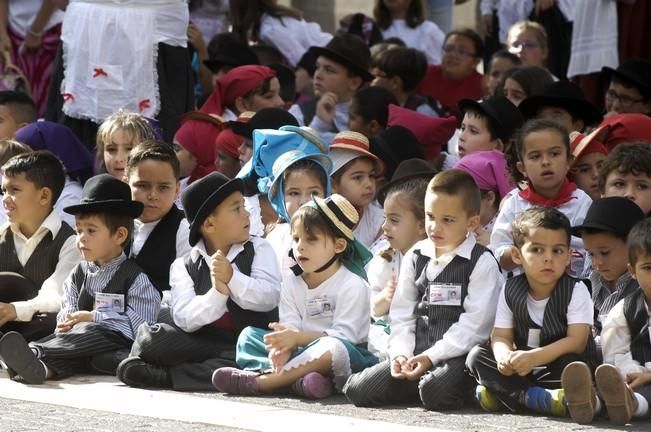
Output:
[
  {"xmin": 568, "ymin": 131, "xmax": 608, "ymax": 200},
  {"xmin": 506, "ymin": 21, "xmax": 549, "ymax": 70},
  {"xmin": 229, "ymin": 0, "xmax": 332, "ymax": 68},
  {"xmin": 497, "ymin": 65, "xmax": 554, "ymax": 106},
  {"xmin": 374, "ymin": 0, "xmax": 444, "ymax": 65},
  {"xmin": 212, "ymin": 194, "xmax": 376, "ymax": 399},
  {"xmin": 96, "ymin": 110, "xmax": 155, "ymax": 179},
  {"xmin": 347, "ymin": 86, "xmax": 398, "ymax": 141}
]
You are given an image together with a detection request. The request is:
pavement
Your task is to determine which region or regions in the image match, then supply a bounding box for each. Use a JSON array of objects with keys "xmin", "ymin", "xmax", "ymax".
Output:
[{"xmin": 0, "ymin": 369, "xmax": 647, "ymax": 431}]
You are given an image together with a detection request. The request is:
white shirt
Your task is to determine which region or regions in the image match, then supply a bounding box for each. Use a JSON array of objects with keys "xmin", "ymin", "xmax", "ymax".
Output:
[
  {"xmin": 244, "ymin": 195, "xmax": 265, "ymax": 238},
  {"xmin": 367, "ymin": 248, "xmax": 402, "ymax": 321},
  {"xmin": 602, "ymin": 299, "xmax": 651, "ymax": 377},
  {"xmin": 381, "ymin": 20, "xmax": 444, "ymax": 65},
  {"xmin": 353, "ymin": 201, "xmax": 385, "ymax": 249},
  {"xmin": 170, "ymin": 236, "xmax": 281, "ymax": 333},
  {"xmin": 494, "ymin": 281, "xmax": 593, "ymax": 329},
  {"xmin": 131, "ymin": 216, "xmax": 191, "ymax": 258},
  {"xmin": 265, "ymin": 222, "xmax": 295, "ymax": 280},
  {"xmin": 54, "ymin": 177, "xmax": 83, "ymax": 228},
  {"xmin": 8, "ymin": 0, "xmax": 64, "ymax": 37},
  {"xmin": 389, "ymin": 235, "xmax": 503, "ymax": 364},
  {"xmin": 6, "ymin": 211, "xmax": 82, "ymax": 321},
  {"xmin": 259, "ymin": 14, "xmax": 332, "ymax": 67},
  {"xmin": 489, "ymin": 188, "xmax": 592, "ymax": 278},
  {"xmin": 289, "ymin": 99, "xmax": 351, "ymax": 144},
  {"xmin": 279, "ymin": 265, "xmax": 370, "ymax": 344}
]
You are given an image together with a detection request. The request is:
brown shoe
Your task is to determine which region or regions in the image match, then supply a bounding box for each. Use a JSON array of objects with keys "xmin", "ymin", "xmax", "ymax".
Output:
[
  {"xmin": 562, "ymin": 361, "xmax": 596, "ymax": 424},
  {"xmin": 595, "ymin": 364, "xmax": 637, "ymax": 425}
]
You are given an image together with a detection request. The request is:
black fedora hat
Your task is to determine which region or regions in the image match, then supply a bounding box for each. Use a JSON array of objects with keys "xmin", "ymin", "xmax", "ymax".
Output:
[
  {"xmin": 571, "ymin": 196, "xmax": 645, "ymax": 238},
  {"xmin": 182, "ymin": 172, "xmax": 244, "ymax": 246},
  {"xmin": 376, "ymin": 158, "xmax": 437, "ymax": 206},
  {"xmin": 602, "ymin": 58, "xmax": 651, "ymax": 99},
  {"xmin": 309, "ymin": 33, "xmax": 373, "ymax": 82},
  {"xmin": 458, "ymin": 95, "xmax": 524, "ymax": 143},
  {"xmin": 230, "ymin": 108, "xmax": 299, "ymax": 140},
  {"xmin": 63, "ymin": 174, "xmax": 144, "ymax": 218},
  {"xmin": 203, "ymin": 33, "xmax": 259, "ymax": 73},
  {"xmin": 519, "ymin": 81, "xmax": 602, "ymax": 126}
]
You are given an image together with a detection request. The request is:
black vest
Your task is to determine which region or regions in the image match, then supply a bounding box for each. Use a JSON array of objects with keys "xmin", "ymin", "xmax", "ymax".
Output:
[
  {"xmin": 184, "ymin": 240, "xmax": 278, "ymax": 337},
  {"xmin": 298, "ymin": 97, "xmax": 340, "ymax": 133},
  {"xmin": 623, "ymin": 288, "xmax": 651, "ymax": 365},
  {"xmin": 505, "ymin": 273, "xmax": 599, "ymax": 367},
  {"xmin": 0, "ymin": 222, "xmax": 75, "ymax": 288},
  {"xmin": 130, "ymin": 205, "xmax": 185, "ymax": 293},
  {"xmin": 74, "ymin": 259, "xmax": 147, "ymax": 312},
  {"xmin": 412, "ymin": 243, "xmax": 488, "ymax": 355}
]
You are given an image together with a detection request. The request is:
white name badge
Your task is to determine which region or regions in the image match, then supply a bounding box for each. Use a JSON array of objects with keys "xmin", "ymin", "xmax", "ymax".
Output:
[
  {"xmin": 528, "ymin": 328, "xmax": 541, "ymax": 348},
  {"xmin": 305, "ymin": 296, "xmax": 334, "ymax": 319},
  {"xmin": 428, "ymin": 283, "xmax": 462, "ymax": 306},
  {"xmin": 95, "ymin": 293, "xmax": 125, "ymax": 313}
]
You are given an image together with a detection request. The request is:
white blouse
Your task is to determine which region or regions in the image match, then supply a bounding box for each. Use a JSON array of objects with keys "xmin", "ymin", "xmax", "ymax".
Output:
[{"xmin": 381, "ymin": 19, "xmax": 444, "ymax": 65}]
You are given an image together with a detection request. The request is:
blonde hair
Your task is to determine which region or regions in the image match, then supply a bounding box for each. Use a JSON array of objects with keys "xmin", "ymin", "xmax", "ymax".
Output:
[
  {"xmin": 96, "ymin": 110, "xmax": 156, "ymax": 172},
  {"xmin": 0, "ymin": 139, "xmax": 31, "ymax": 167},
  {"xmin": 508, "ymin": 21, "xmax": 548, "ymax": 49}
]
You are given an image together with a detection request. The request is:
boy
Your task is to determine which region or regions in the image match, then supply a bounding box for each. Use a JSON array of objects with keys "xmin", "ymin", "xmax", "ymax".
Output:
[
  {"xmin": 457, "ymin": 96, "xmax": 523, "ymax": 159},
  {"xmin": 602, "ymin": 58, "xmax": 651, "ymax": 117},
  {"xmin": 0, "ymin": 174, "xmax": 160, "ymax": 383},
  {"xmin": 0, "ymin": 91, "xmax": 37, "ymax": 140},
  {"xmin": 467, "ymin": 207, "xmax": 596, "ymax": 416},
  {"xmin": 599, "ymin": 141, "xmax": 651, "ymax": 215},
  {"xmin": 0, "ymin": 151, "xmax": 80, "ymax": 341},
  {"xmin": 288, "ymin": 34, "xmax": 372, "ymax": 142},
  {"xmin": 344, "ymin": 169, "xmax": 503, "ymax": 410},
  {"xmin": 116, "ymin": 172, "xmax": 281, "ymax": 391}
]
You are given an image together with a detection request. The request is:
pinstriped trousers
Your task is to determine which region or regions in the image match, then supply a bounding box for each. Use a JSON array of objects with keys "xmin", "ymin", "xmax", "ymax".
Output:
[{"xmin": 343, "ymin": 355, "xmax": 474, "ymax": 410}]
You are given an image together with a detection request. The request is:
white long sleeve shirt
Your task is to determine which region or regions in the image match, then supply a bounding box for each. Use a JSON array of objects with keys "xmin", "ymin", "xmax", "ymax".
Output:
[
  {"xmin": 601, "ymin": 299, "xmax": 651, "ymax": 377},
  {"xmin": 381, "ymin": 20, "xmax": 444, "ymax": 65},
  {"xmin": 289, "ymin": 100, "xmax": 351, "ymax": 144}
]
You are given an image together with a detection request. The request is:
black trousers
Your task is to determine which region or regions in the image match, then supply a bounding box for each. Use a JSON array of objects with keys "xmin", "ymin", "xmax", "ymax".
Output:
[
  {"xmin": 465, "ymin": 344, "xmax": 583, "ymax": 409},
  {"xmin": 343, "ymin": 355, "xmax": 474, "ymax": 411},
  {"xmin": 129, "ymin": 322, "xmax": 238, "ymax": 391}
]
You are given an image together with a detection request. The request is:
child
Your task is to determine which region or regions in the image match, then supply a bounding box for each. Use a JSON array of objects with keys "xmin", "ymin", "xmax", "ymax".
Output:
[
  {"xmin": 96, "ymin": 110, "xmax": 156, "ymax": 179},
  {"xmin": 0, "ymin": 151, "xmax": 81, "ymax": 341},
  {"xmin": 116, "ymin": 172, "xmax": 281, "ymax": 391},
  {"xmin": 330, "ymin": 131, "xmax": 385, "ymax": 248},
  {"xmin": 497, "ymin": 65, "xmax": 554, "ymax": 107},
  {"xmin": 344, "ymin": 169, "xmax": 503, "ymax": 411},
  {"xmin": 347, "ymin": 86, "xmax": 398, "ymax": 141},
  {"xmin": 0, "ymin": 90, "xmax": 37, "ymax": 140},
  {"xmin": 506, "ymin": 21, "xmax": 549, "ymax": 70},
  {"xmin": 598, "ymin": 141, "xmax": 651, "ymax": 215},
  {"xmin": 212, "ymin": 194, "xmax": 376, "ymax": 398},
  {"xmin": 490, "ymin": 119, "xmax": 592, "ymax": 278},
  {"xmin": 367, "ymin": 159, "xmax": 435, "ymax": 357},
  {"xmin": 485, "ymin": 49, "xmax": 521, "ymax": 97},
  {"xmin": 602, "ymin": 58, "xmax": 651, "ymax": 117},
  {"xmin": 213, "ymin": 126, "xmax": 243, "ymax": 179},
  {"xmin": 0, "ymin": 174, "xmax": 160, "ymax": 383},
  {"xmin": 374, "ymin": 0, "xmax": 444, "ymax": 66},
  {"xmin": 568, "ymin": 130, "xmax": 608, "ymax": 201},
  {"xmin": 467, "ymin": 207, "xmax": 596, "ymax": 416},
  {"xmin": 457, "ymin": 95, "xmax": 524, "ymax": 159}
]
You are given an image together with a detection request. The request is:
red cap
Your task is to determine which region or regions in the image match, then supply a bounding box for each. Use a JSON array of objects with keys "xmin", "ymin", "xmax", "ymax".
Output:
[{"xmin": 597, "ymin": 113, "xmax": 651, "ymax": 151}]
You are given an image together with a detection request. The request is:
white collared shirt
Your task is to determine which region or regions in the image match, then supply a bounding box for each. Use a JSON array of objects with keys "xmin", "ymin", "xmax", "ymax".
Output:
[
  {"xmin": 131, "ymin": 217, "xmax": 191, "ymax": 258},
  {"xmin": 388, "ymin": 235, "xmax": 504, "ymax": 364},
  {"xmin": 367, "ymin": 248, "xmax": 402, "ymax": 321},
  {"xmin": 170, "ymin": 236, "xmax": 281, "ymax": 332},
  {"xmin": 601, "ymin": 299, "xmax": 651, "ymax": 376}
]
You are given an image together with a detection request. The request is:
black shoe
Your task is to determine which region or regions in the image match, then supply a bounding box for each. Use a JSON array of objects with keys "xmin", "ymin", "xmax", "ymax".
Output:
[
  {"xmin": 117, "ymin": 357, "xmax": 171, "ymax": 389},
  {"xmin": 89, "ymin": 349, "xmax": 131, "ymax": 375},
  {"xmin": 0, "ymin": 331, "xmax": 46, "ymax": 384}
]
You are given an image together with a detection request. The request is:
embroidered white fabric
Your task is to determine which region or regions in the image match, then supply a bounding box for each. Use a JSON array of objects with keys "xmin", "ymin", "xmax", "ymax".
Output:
[{"xmin": 281, "ymin": 336, "xmax": 351, "ymax": 391}]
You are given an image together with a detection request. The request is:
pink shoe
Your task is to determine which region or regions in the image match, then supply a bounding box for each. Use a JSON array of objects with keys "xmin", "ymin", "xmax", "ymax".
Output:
[
  {"xmin": 212, "ymin": 367, "xmax": 260, "ymax": 395},
  {"xmin": 292, "ymin": 372, "xmax": 333, "ymax": 399}
]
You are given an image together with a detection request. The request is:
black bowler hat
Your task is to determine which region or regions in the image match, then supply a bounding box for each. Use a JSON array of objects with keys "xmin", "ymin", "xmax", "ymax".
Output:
[
  {"xmin": 63, "ymin": 174, "xmax": 143, "ymax": 218},
  {"xmin": 571, "ymin": 197, "xmax": 645, "ymax": 238},
  {"xmin": 519, "ymin": 81, "xmax": 602, "ymax": 126},
  {"xmin": 230, "ymin": 108, "xmax": 299, "ymax": 140},
  {"xmin": 309, "ymin": 33, "xmax": 373, "ymax": 82},
  {"xmin": 182, "ymin": 172, "xmax": 244, "ymax": 246},
  {"xmin": 376, "ymin": 158, "xmax": 437, "ymax": 206},
  {"xmin": 602, "ymin": 58, "xmax": 651, "ymax": 99},
  {"xmin": 203, "ymin": 33, "xmax": 259, "ymax": 73},
  {"xmin": 458, "ymin": 96, "xmax": 524, "ymax": 143}
]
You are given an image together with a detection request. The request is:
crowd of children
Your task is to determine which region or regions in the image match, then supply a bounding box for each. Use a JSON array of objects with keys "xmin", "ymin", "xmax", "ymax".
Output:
[{"xmin": 0, "ymin": 0, "xmax": 650, "ymax": 428}]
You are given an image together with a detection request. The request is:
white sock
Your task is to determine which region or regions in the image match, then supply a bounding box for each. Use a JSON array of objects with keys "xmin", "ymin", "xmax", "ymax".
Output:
[
  {"xmin": 634, "ymin": 393, "xmax": 648, "ymax": 418},
  {"xmin": 594, "ymin": 396, "xmax": 602, "ymax": 413},
  {"xmin": 40, "ymin": 360, "xmax": 48, "ymax": 378}
]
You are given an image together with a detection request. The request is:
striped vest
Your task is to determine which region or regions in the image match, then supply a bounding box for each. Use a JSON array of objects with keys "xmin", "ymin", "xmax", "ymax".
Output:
[
  {"xmin": 184, "ymin": 240, "xmax": 278, "ymax": 337},
  {"xmin": 74, "ymin": 259, "xmax": 147, "ymax": 312},
  {"xmin": 412, "ymin": 243, "xmax": 488, "ymax": 356},
  {"xmin": 505, "ymin": 273, "xmax": 599, "ymax": 367},
  {"xmin": 592, "ymin": 272, "xmax": 639, "ymax": 335},
  {"xmin": 623, "ymin": 288, "xmax": 651, "ymax": 365},
  {"xmin": 0, "ymin": 222, "xmax": 75, "ymax": 288}
]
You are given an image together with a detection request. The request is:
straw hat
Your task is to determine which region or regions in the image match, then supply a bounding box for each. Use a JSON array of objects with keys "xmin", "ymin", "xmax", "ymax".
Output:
[
  {"xmin": 330, "ymin": 131, "xmax": 385, "ymax": 176},
  {"xmin": 311, "ymin": 194, "xmax": 359, "ymax": 241}
]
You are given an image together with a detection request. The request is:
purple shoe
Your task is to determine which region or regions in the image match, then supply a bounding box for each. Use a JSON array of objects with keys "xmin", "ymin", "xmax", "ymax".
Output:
[
  {"xmin": 212, "ymin": 367, "xmax": 260, "ymax": 395},
  {"xmin": 292, "ymin": 372, "xmax": 333, "ymax": 399}
]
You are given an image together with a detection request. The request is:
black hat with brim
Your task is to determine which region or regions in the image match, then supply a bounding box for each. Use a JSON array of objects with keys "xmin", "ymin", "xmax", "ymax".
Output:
[
  {"xmin": 376, "ymin": 158, "xmax": 437, "ymax": 206},
  {"xmin": 602, "ymin": 58, "xmax": 651, "ymax": 99},
  {"xmin": 309, "ymin": 34, "xmax": 373, "ymax": 82},
  {"xmin": 519, "ymin": 81, "xmax": 602, "ymax": 126},
  {"xmin": 182, "ymin": 172, "xmax": 245, "ymax": 246},
  {"xmin": 203, "ymin": 33, "xmax": 259, "ymax": 73},
  {"xmin": 63, "ymin": 174, "xmax": 144, "ymax": 218},
  {"xmin": 458, "ymin": 96, "xmax": 524, "ymax": 143},
  {"xmin": 230, "ymin": 108, "xmax": 299, "ymax": 140},
  {"xmin": 571, "ymin": 196, "xmax": 645, "ymax": 238}
]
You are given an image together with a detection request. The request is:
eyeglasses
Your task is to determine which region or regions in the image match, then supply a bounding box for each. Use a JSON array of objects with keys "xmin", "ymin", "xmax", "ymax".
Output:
[
  {"xmin": 605, "ymin": 89, "xmax": 646, "ymax": 108},
  {"xmin": 441, "ymin": 45, "xmax": 476, "ymax": 58},
  {"xmin": 510, "ymin": 41, "xmax": 542, "ymax": 50}
]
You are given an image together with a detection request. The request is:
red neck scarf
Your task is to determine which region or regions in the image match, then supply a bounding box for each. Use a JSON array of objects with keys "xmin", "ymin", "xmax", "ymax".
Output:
[{"xmin": 519, "ymin": 179, "xmax": 577, "ymax": 207}]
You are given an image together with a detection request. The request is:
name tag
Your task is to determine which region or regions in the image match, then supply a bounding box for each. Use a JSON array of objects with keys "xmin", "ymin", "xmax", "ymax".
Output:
[
  {"xmin": 528, "ymin": 328, "xmax": 541, "ymax": 348},
  {"xmin": 428, "ymin": 283, "xmax": 462, "ymax": 306},
  {"xmin": 305, "ymin": 296, "xmax": 333, "ymax": 319},
  {"xmin": 95, "ymin": 293, "xmax": 125, "ymax": 313}
]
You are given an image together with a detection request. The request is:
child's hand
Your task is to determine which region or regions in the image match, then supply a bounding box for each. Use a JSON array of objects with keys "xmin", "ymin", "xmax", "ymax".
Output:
[
  {"xmin": 496, "ymin": 351, "xmax": 516, "ymax": 376},
  {"xmin": 60, "ymin": 311, "xmax": 93, "ymax": 330},
  {"xmin": 626, "ymin": 372, "xmax": 651, "ymax": 389},
  {"xmin": 316, "ymin": 92, "xmax": 338, "ymax": 126},
  {"xmin": 0, "ymin": 302, "xmax": 17, "ymax": 326},
  {"xmin": 390, "ymin": 355, "xmax": 408, "ymax": 379},
  {"xmin": 213, "ymin": 280, "xmax": 231, "ymax": 297},
  {"xmin": 382, "ymin": 276, "xmax": 397, "ymax": 304},
  {"xmin": 474, "ymin": 225, "xmax": 491, "ymax": 246},
  {"xmin": 509, "ymin": 350, "xmax": 537, "ymax": 376},
  {"xmin": 264, "ymin": 323, "xmax": 297, "ymax": 353},
  {"xmin": 269, "ymin": 348, "xmax": 292, "ymax": 374},
  {"xmin": 211, "ymin": 251, "xmax": 233, "ymax": 285},
  {"xmin": 402, "ymin": 354, "xmax": 433, "ymax": 381},
  {"xmin": 187, "ymin": 23, "xmax": 206, "ymax": 55}
]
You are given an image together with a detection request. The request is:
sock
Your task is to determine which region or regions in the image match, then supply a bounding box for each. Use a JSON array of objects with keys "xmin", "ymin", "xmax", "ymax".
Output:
[
  {"xmin": 522, "ymin": 386, "xmax": 566, "ymax": 416},
  {"xmin": 40, "ymin": 360, "xmax": 49, "ymax": 378},
  {"xmin": 634, "ymin": 393, "xmax": 648, "ymax": 418},
  {"xmin": 476, "ymin": 385, "xmax": 500, "ymax": 412},
  {"xmin": 594, "ymin": 396, "xmax": 602, "ymax": 414}
]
